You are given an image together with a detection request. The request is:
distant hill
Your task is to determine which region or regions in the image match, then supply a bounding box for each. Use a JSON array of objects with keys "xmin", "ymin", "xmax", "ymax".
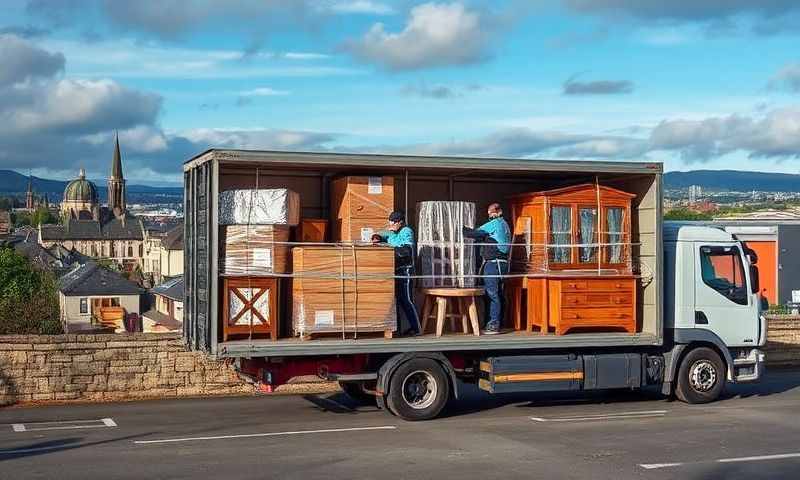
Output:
[
  {"xmin": 0, "ymin": 169, "xmax": 182, "ymax": 200},
  {"xmin": 664, "ymin": 170, "xmax": 800, "ymax": 192}
]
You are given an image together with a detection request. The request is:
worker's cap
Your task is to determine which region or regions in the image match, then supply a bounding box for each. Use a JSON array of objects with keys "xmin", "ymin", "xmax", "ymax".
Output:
[{"xmin": 388, "ymin": 211, "xmax": 405, "ymax": 223}]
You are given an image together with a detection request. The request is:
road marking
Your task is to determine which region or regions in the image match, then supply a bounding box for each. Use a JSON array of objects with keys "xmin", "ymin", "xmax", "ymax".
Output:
[
  {"xmin": 531, "ymin": 410, "xmax": 667, "ymax": 422},
  {"xmin": 640, "ymin": 452, "xmax": 800, "ymax": 470},
  {"xmin": 134, "ymin": 425, "xmax": 397, "ymax": 445},
  {"xmin": 9, "ymin": 418, "xmax": 117, "ymax": 432}
]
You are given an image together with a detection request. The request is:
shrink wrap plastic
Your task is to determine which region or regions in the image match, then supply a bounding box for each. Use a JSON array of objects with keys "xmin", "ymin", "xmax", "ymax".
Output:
[
  {"xmin": 292, "ymin": 246, "xmax": 396, "ymax": 338},
  {"xmin": 417, "ymin": 201, "xmax": 477, "ymax": 288},
  {"xmin": 220, "ymin": 225, "xmax": 291, "ymax": 275},
  {"xmin": 219, "ymin": 188, "xmax": 300, "ymax": 226}
]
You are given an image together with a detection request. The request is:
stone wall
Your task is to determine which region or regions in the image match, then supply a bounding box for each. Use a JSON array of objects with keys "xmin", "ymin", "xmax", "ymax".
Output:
[
  {"xmin": 0, "ymin": 333, "xmax": 252, "ymax": 406},
  {"xmin": 764, "ymin": 315, "xmax": 800, "ymax": 368}
]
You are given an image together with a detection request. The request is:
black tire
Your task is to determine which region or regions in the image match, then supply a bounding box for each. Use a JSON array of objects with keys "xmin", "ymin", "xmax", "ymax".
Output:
[
  {"xmin": 675, "ymin": 347, "xmax": 725, "ymax": 404},
  {"xmin": 339, "ymin": 381, "xmax": 377, "ymax": 406},
  {"xmin": 385, "ymin": 358, "xmax": 450, "ymax": 421}
]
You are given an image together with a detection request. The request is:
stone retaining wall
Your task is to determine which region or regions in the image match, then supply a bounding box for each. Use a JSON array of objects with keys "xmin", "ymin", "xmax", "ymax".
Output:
[
  {"xmin": 0, "ymin": 333, "xmax": 252, "ymax": 406},
  {"xmin": 764, "ymin": 315, "xmax": 800, "ymax": 368}
]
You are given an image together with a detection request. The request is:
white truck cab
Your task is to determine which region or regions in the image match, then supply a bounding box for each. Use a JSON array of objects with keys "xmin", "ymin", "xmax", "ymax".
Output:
[{"xmin": 664, "ymin": 224, "xmax": 766, "ymax": 391}]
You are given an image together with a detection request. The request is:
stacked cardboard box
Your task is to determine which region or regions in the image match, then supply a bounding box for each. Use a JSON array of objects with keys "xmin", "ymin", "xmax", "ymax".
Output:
[
  {"xmin": 292, "ymin": 245, "xmax": 396, "ymax": 338},
  {"xmin": 220, "ymin": 225, "xmax": 291, "ymax": 275},
  {"xmin": 331, "ymin": 176, "xmax": 394, "ymax": 242}
]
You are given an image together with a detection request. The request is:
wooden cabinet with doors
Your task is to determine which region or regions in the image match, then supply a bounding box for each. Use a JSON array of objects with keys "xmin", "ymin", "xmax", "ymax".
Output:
[{"xmin": 508, "ymin": 184, "xmax": 637, "ymax": 334}]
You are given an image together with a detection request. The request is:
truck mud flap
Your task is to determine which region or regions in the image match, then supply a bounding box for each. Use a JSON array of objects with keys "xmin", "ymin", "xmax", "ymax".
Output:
[{"xmin": 478, "ymin": 355, "xmax": 583, "ymax": 394}]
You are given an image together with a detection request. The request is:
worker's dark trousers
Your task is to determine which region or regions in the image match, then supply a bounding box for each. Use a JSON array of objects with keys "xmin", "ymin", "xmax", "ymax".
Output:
[
  {"xmin": 483, "ymin": 259, "xmax": 508, "ymax": 330},
  {"xmin": 396, "ymin": 266, "xmax": 421, "ymax": 334}
]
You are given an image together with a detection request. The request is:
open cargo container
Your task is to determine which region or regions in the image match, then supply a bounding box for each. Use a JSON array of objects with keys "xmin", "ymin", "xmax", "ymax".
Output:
[
  {"xmin": 184, "ymin": 150, "xmax": 663, "ymax": 357},
  {"xmin": 184, "ymin": 150, "xmax": 765, "ymax": 421}
]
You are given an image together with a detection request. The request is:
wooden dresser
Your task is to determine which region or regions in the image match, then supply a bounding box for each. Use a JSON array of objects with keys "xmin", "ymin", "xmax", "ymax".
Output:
[{"xmin": 527, "ymin": 275, "xmax": 637, "ymax": 335}]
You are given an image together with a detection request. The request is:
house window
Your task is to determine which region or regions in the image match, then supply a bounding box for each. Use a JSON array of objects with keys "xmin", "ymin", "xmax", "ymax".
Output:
[
  {"xmin": 139, "ymin": 244, "xmax": 143, "ymax": 257},
  {"xmin": 79, "ymin": 297, "xmax": 88, "ymax": 314},
  {"xmin": 127, "ymin": 245, "xmax": 133, "ymax": 257}
]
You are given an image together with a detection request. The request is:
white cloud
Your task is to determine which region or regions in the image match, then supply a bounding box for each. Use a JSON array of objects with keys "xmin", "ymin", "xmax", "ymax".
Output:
[
  {"xmin": 345, "ymin": 2, "xmax": 499, "ymax": 70},
  {"xmin": 0, "ymin": 34, "xmax": 64, "ymax": 87},
  {"xmin": 770, "ymin": 62, "xmax": 800, "ymax": 92},
  {"xmin": 325, "ymin": 1, "xmax": 394, "ymax": 15},
  {"xmin": 41, "ymin": 38, "xmax": 348, "ymax": 79},
  {"xmin": 239, "ymin": 87, "xmax": 290, "ymax": 97}
]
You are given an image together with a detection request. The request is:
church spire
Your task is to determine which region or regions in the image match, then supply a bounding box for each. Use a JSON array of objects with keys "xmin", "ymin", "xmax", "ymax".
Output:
[
  {"xmin": 26, "ymin": 172, "xmax": 34, "ymax": 210},
  {"xmin": 111, "ymin": 131, "xmax": 123, "ymax": 180},
  {"xmin": 108, "ymin": 132, "xmax": 126, "ymax": 217}
]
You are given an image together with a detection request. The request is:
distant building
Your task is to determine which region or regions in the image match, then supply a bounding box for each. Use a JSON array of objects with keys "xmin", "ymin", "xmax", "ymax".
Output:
[
  {"xmin": 58, "ymin": 261, "xmax": 143, "ymax": 333},
  {"xmin": 688, "ymin": 184, "xmax": 702, "ymax": 204},
  {"xmin": 142, "ymin": 223, "xmax": 183, "ymax": 285},
  {"xmin": 715, "ymin": 209, "xmax": 800, "ymax": 222},
  {"xmin": 38, "ymin": 135, "xmax": 146, "ymax": 271},
  {"xmin": 143, "ymin": 276, "xmax": 183, "ymax": 333},
  {"xmin": 676, "ymin": 217, "xmax": 800, "ymax": 305},
  {"xmin": 0, "ymin": 210, "xmax": 10, "ymax": 236}
]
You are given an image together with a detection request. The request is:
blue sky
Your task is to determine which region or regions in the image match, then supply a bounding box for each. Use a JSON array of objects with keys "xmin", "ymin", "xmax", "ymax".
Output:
[{"xmin": 1, "ymin": 0, "xmax": 800, "ymax": 184}]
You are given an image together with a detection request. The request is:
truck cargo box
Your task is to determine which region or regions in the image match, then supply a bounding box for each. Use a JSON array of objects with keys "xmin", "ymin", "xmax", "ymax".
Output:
[{"xmin": 183, "ymin": 150, "xmax": 663, "ymax": 358}]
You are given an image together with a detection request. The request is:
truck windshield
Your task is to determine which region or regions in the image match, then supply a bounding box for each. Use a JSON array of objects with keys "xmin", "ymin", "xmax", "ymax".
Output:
[{"xmin": 700, "ymin": 245, "xmax": 748, "ymax": 305}]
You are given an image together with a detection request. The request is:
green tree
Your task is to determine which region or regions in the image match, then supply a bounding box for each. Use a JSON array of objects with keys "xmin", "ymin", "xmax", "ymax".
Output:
[
  {"xmin": 664, "ymin": 208, "xmax": 714, "ymax": 221},
  {"xmin": 0, "ymin": 247, "xmax": 62, "ymax": 334}
]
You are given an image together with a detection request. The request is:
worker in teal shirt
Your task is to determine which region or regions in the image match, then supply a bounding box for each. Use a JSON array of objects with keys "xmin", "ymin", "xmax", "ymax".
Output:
[
  {"xmin": 463, "ymin": 203, "xmax": 511, "ymax": 334},
  {"xmin": 373, "ymin": 211, "xmax": 421, "ymax": 336}
]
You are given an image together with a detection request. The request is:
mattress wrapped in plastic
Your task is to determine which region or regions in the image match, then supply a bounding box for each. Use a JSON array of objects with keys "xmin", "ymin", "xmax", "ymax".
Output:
[
  {"xmin": 292, "ymin": 245, "xmax": 396, "ymax": 338},
  {"xmin": 219, "ymin": 188, "xmax": 300, "ymax": 226},
  {"xmin": 220, "ymin": 225, "xmax": 291, "ymax": 275},
  {"xmin": 417, "ymin": 201, "xmax": 477, "ymax": 288}
]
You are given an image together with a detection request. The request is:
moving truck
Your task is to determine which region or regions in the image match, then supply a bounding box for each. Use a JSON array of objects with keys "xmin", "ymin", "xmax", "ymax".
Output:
[{"xmin": 183, "ymin": 150, "xmax": 766, "ymax": 420}]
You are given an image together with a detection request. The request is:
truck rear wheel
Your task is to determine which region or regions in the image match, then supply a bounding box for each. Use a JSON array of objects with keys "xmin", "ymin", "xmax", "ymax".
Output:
[
  {"xmin": 385, "ymin": 358, "xmax": 450, "ymax": 421},
  {"xmin": 675, "ymin": 347, "xmax": 725, "ymax": 404}
]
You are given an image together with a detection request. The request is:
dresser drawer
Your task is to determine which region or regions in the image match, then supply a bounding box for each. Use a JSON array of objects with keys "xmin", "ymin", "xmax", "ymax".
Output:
[
  {"xmin": 561, "ymin": 307, "xmax": 634, "ymax": 322},
  {"xmin": 562, "ymin": 292, "xmax": 632, "ymax": 307},
  {"xmin": 560, "ymin": 278, "xmax": 634, "ymax": 292}
]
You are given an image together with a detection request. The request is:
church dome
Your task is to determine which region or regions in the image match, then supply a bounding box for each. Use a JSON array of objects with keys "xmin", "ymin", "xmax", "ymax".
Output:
[{"xmin": 64, "ymin": 168, "xmax": 98, "ymax": 203}]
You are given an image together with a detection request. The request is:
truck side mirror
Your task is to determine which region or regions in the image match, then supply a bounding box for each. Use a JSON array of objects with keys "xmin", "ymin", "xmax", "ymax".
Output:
[{"xmin": 749, "ymin": 264, "xmax": 759, "ymax": 295}]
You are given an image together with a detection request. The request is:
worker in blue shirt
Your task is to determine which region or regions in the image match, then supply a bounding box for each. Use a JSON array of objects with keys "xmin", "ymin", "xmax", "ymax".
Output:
[
  {"xmin": 463, "ymin": 203, "xmax": 511, "ymax": 334},
  {"xmin": 372, "ymin": 211, "xmax": 421, "ymax": 336}
]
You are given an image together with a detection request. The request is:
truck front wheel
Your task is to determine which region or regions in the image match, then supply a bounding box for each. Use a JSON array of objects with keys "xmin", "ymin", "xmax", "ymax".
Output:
[
  {"xmin": 385, "ymin": 358, "xmax": 450, "ymax": 421},
  {"xmin": 675, "ymin": 347, "xmax": 725, "ymax": 404}
]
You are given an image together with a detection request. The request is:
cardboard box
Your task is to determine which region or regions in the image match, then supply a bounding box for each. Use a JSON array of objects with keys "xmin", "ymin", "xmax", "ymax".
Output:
[
  {"xmin": 297, "ymin": 218, "xmax": 328, "ymax": 243},
  {"xmin": 331, "ymin": 176, "xmax": 394, "ymax": 241},
  {"xmin": 220, "ymin": 225, "xmax": 291, "ymax": 275}
]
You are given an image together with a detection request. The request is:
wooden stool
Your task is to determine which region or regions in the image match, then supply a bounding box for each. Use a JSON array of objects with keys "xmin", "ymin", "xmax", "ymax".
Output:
[{"xmin": 420, "ymin": 288, "xmax": 485, "ymax": 337}]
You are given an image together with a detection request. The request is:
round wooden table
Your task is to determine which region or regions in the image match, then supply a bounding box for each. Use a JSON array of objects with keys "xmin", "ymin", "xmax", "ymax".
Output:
[{"xmin": 419, "ymin": 288, "xmax": 485, "ymax": 337}]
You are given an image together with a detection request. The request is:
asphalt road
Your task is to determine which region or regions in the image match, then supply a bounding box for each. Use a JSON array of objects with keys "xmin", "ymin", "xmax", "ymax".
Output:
[{"xmin": 1, "ymin": 369, "xmax": 799, "ymax": 480}]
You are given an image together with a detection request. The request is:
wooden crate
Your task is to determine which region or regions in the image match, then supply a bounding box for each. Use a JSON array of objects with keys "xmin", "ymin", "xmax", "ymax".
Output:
[
  {"xmin": 292, "ymin": 245, "xmax": 396, "ymax": 337},
  {"xmin": 297, "ymin": 218, "xmax": 328, "ymax": 243},
  {"xmin": 221, "ymin": 277, "xmax": 280, "ymax": 341},
  {"xmin": 526, "ymin": 275, "xmax": 637, "ymax": 335},
  {"xmin": 331, "ymin": 176, "xmax": 394, "ymax": 218},
  {"xmin": 331, "ymin": 176, "xmax": 394, "ymax": 242},
  {"xmin": 333, "ymin": 216, "xmax": 387, "ymax": 243},
  {"xmin": 220, "ymin": 225, "xmax": 291, "ymax": 275}
]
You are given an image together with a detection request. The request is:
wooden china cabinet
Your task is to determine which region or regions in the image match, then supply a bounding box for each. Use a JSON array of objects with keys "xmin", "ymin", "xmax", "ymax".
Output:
[{"xmin": 508, "ymin": 184, "xmax": 637, "ymax": 335}]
